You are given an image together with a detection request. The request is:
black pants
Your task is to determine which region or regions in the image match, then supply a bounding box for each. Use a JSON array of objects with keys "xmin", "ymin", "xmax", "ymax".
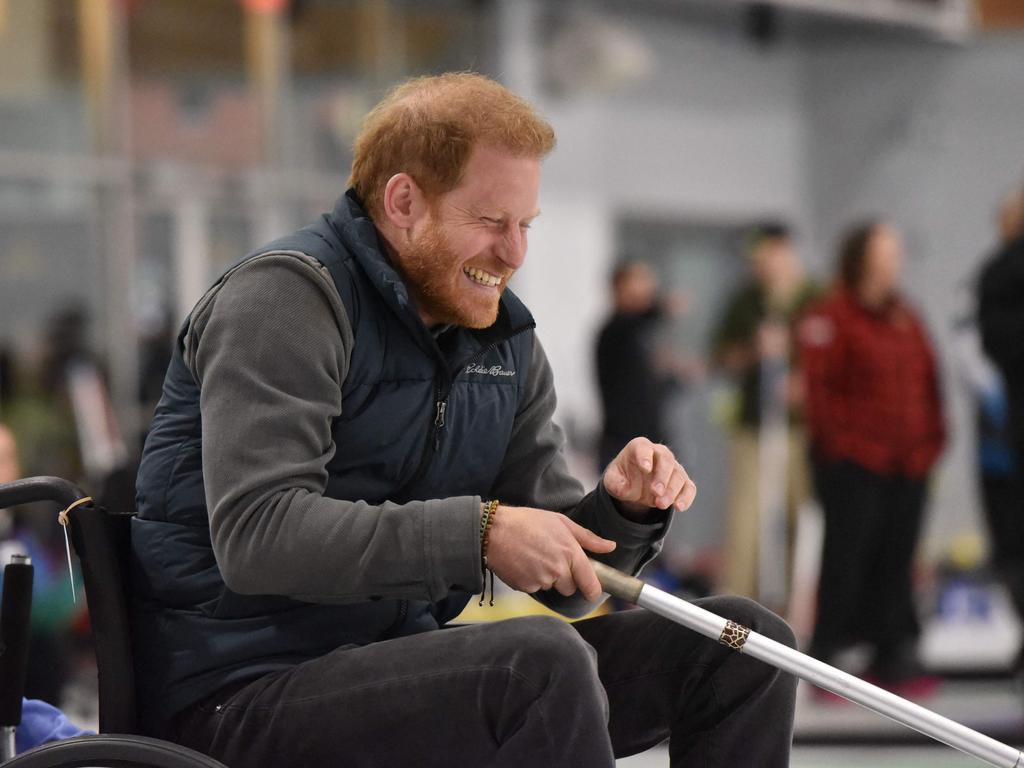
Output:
[
  {"xmin": 985, "ymin": 399, "xmax": 1024, "ymax": 633},
  {"xmin": 173, "ymin": 598, "xmax": 797, "ymax": 767},
  {"xmin": 811, "ymin": 460, "xmax": 927, "ymax": 676},
  {"xmin": 980, "ymin": 470, "xmax": 1024, "ymax": 625}
]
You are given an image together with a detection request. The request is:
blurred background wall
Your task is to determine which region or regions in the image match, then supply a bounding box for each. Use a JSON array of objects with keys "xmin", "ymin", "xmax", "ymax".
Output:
[{"xmin": 0, "ymin": 0, "xmax": 1022, "ymax": 584}]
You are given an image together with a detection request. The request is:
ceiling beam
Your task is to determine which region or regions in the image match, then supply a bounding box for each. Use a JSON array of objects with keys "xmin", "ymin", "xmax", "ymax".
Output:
[{"xmin": 721, "ymin": 0, "xmax": 976, "ymax": 41}]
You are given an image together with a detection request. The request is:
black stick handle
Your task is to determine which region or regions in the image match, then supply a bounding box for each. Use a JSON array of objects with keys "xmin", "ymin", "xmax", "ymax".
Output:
[{"xmin": 0, "ymin": 557, "xmax": 34, "ymax": 728}]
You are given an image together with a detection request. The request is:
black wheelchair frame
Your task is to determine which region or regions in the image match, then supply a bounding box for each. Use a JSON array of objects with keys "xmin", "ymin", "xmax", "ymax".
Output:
[{"xmin": 0, "ymin": 476, "xmax": 227, "ymax": 768}]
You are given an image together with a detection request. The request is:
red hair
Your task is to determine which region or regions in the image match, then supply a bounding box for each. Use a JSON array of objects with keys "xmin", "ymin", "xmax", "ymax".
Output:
[{"xmin": 348, "ymin": 72, "xmax": 556, "ymax": 220}]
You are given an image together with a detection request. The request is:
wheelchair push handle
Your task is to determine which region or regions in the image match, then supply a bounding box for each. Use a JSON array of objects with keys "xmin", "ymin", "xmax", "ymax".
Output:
[{"xmin": 0, "ymin": 477, "xmax": 88, "ymax": 511}]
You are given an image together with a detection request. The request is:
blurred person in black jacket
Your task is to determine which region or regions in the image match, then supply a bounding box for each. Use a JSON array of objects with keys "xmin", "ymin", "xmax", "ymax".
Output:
[
  {"xmin": 980, "ymin": 186, "xmax": 1024, "ymax": 447},
  {"xmin": 595, "ymin": 262, "xmax": 694, "ymax": 470},
  {"xmin": 977, "ymin": 183, "xmax": 1024, "ymax": 672}
]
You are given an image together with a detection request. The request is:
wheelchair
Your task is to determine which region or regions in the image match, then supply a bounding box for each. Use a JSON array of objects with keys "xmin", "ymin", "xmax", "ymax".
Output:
[{"xmin": 0, "ymin": 476, "xmax": 227, "ymax": 768}]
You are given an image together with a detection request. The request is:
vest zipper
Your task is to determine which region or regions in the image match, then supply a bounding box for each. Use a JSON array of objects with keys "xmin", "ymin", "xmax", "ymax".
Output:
[
  {"xmin": 397, "ymin": 379, "xmax": 449, "ymax": 499},
  {"xmin": 398, "ymin": 324, "xmax": 532, "ymax": 496},
  {"xmin": 430, "ymin": 380, "xmax": 450, "ymax": 453},
  {"xmin": 430, "ymin": 334, "xmax": 516, "ymax": 453},
  {"xmin": 433, "ymin": 398, "xmax": 448, "ymax": 451},
  {"xmin": 429, "ymin": 327, "xmax": 532, "ymax": 452}
]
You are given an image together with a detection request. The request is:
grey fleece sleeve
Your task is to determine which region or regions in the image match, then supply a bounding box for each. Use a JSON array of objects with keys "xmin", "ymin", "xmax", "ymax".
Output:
[
  {"xmin": 188, "ymin": 254, "xmax": 483, "ymax": 603},
  {"xmin": 491, "ymin": 337, "xmax": 672, "ymax": 618}
]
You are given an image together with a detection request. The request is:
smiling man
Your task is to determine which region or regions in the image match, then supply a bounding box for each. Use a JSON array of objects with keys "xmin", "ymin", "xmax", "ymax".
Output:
[
  {"xmin": 131, "ymin": 73, "xmax": 797, "ymax": 768},
  {"xmin": 374, "ymin": 143, "xmax": 539, "ymax": 329}
]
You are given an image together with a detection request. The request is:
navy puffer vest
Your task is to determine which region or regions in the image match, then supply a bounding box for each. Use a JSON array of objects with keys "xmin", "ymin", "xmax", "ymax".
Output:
[{"xmin": 131, "ymin": 191, "xmax": 535, "ymax": 731}]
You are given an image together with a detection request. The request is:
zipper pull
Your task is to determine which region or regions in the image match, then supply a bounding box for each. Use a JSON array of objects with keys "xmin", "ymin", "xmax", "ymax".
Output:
[{"xmin": 433, "ymin": 399, "xmax": 447, "ymax": 451}]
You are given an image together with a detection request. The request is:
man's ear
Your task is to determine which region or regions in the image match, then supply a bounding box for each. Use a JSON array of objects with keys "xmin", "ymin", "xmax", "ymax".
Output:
[{"xmin": 382, "ymin": 173, "xmax": 429, "ymax": 232}]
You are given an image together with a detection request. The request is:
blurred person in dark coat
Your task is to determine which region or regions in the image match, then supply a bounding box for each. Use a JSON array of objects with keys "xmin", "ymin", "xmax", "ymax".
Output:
[
  {"xmin": 799, "ymin": 221, "xmax": 945, "ymax": 695},
  {"xmin": 977, "ymin": 184, "xmax": 1024, "ymax": 673},
  {"xmin": 595, "ymin": 262, "xmax": 696, "ymax": 470}
]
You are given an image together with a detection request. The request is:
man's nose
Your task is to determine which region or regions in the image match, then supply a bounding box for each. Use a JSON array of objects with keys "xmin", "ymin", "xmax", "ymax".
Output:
[{"xmin": 498, "ymin": 226, "xmax": 527, "ymax": 270}]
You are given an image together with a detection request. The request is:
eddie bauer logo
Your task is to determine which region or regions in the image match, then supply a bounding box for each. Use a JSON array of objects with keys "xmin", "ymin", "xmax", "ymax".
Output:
[{"xmin": 465, "ymin": 363, "xmax": 515, "ymax": 377}]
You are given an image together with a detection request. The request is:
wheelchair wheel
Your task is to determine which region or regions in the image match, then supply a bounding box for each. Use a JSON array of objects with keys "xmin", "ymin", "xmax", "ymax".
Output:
[{"xmin": 3, "ymin": 734, "xmax": 227, "ymax": 768}]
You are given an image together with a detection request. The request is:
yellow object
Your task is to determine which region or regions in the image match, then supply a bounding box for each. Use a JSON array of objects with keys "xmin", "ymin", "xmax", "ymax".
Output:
[
  {"xmin": 456, "ymin": 590, "xmax": 612, "ymax": 624},
  {"xmin": 946, "ymin": 532, "xmax": 986, "ymax": 572}
]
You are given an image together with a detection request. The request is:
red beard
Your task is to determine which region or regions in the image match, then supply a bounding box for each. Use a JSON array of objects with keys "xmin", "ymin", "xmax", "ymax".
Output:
[{"xmin": 396, "ymin": 219, "xmax": 504, "ymax": 329}]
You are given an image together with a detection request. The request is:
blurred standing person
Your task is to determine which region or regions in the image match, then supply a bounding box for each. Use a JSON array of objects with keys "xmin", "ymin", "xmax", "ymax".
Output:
[
  {"xmin": 977, "ymin": 184, "xmax": 1024, "ymax": 672},
  {"xmin": 0, "ymin": 421, "xmax": 83, "ymax": 706},
  {"xmin": 0, "ymin": 345, "xmax": 14, "ymax": 411},
  {"xmin": 800, "ymin": 221, "xmax": 945, "ymax": 694},
  {"xmin": 0, "ymin": 422, "xmax": 18, "ymax": 486},
  {"xmin": 40, "ymin": 307, "xmax": 129, "ymax": 491},
  {"xmin": 595, "ymin": 261, "xmax": 695, "ymax": 470},
  {"xmin": 712, "ymin": 224, "xmax": 818, "ymax": 604}
]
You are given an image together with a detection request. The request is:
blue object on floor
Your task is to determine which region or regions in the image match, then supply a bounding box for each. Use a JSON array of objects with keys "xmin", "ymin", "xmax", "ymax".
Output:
[{"xmin": 15, "ymin": 698, "xmax": 93, "ymax": 754}]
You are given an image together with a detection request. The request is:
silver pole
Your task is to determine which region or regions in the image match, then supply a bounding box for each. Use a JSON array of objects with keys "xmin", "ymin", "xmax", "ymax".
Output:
[
  {"xmin": 757, "ymin": 351, "xmax": 790, "ymax": 609},
  {"xmin": 591, "ymin": 560, "xmax": 1023, "ymax": 768}
]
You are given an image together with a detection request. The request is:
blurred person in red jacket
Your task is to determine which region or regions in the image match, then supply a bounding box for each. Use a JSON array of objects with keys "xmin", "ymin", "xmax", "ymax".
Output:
[{"xmin": 799, "ymin": 221, "xmax": 945, "ymax": 695}]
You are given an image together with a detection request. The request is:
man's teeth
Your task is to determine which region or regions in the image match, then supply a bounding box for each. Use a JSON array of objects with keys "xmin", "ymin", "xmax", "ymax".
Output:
[{"xmin": 464, "ymin": 267, "xmax": 501, "ymax": 287}]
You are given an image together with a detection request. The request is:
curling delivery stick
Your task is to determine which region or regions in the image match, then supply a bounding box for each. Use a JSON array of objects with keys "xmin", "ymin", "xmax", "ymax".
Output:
[{"xmin": 589, "ymin": 560, "xmax": 1023, "ymax": 768}]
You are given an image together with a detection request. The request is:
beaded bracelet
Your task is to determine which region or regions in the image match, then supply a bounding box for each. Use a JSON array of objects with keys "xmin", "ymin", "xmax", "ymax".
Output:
[{"xmin": 479, "ymin": 499, "xmax": 499, "ymax": 606}]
